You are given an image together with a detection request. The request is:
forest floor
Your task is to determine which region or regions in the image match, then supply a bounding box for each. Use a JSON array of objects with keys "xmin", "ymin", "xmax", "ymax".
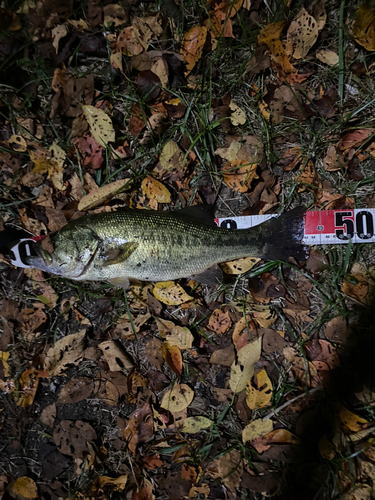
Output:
[{"xmin": 1, "ymin": 0, "xmax": 375, "ymax": 499}]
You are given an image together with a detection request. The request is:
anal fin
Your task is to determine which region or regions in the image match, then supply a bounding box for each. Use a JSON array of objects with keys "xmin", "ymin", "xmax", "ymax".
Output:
[
  {"xmin": 189, "ymin": 264, "xmax": 223, "ymax": 285},
  {"xmin": 108, "ymin": 277, "xmax": 130, "ymax": 289}
]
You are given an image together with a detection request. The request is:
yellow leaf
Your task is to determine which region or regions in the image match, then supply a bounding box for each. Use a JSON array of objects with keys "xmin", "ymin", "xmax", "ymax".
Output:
[
  {"xmin": 352, "ymin": 1, "xmax": 375, "ymax": 51},
  {"xmin": 12, "ymin": 476, "xmax": 38, "ymax": 499},
  {"xmin": 180, "ymin": 26, "xmax": 208, "ymax": 75},
  {"xmin": 286, "ymin": 8, "xmax": 319, "ymax": 59},
  {"xmin": 82, "ymin": 105, "xmax": 115, "ymax": 145},
  {"xmin": 319, "ymin": 435, "xmax": 336, "ymax": 460},
  {"xmin": 153, "ymin": 281, "xmax": 193, "ymax": 306},
  {"xmin": 222, "ymin": 159, "xmax": 258, "ymax": 193},
  {"xmin": 141, "ymin": 175, "xmax": 171, "ymax": 203},
  {"xmin": 180, "ymin": 416, "xmax": 213, "ymax": 433},
  {"xmin": 246, "ymin": 369, "xmax": 273, "ymax": 409},
  {"xmin": 77, "ymin": 178, "xmax": 131, "ymax": 211},
  {"xmin": 9, "ymin": 134, "xmax": 27, "ymax": 152},
  {"xmin": 221, "ymin": 257, "xmax": 261, "ymax": 275},
  {"xmin": 44, "ymin": 330, "xmax": 86, "ymax": 376},
  {"xmin": 242, "ymin": 418, "xmax": 273, "ymax": 444},
  {"xmin": 229, "ymin": 336, "xmax": 262, "ymax": 393},
  {"xmin": 160, "ymin": 383, "xmax": 194, "ymax": 412},
  {"xmin": 229, "ymin": 101, "xmax": 246, "ymax": 125},
  {"xmin": 161, "ymin": 342, "xmax": 183, "ymax": 375},
  {"xmin": 252, "ymin": 309, "xmax": 277, "ymax": 328},
  {"xmin": 0, "ymin": 351, "xmax": 10, "ymax": 377},
  {"xmin": 159, "ymin": 140, "xmax": 184, "ymax": 171},
  {"xmin": 155, "ymin": 318, "xmax": 194, "ymax": 349},
  {"xmin": 258, "ymin": 22, "xmax": 295, "ymax": 74},
  {"xmin": 338, "ymin": 405, "xmax": 369, "ymax": 433}
]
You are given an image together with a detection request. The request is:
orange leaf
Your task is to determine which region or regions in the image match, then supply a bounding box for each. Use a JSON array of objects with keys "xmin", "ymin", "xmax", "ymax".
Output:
[
  {"xmin": 16, "ymin": 369, "xmax": 40, "ymax": 408},
  {"xmin": 222, "ymin": 159, "xmax": 258, "ymax": 193},
  {"xmin": 258, "ymin": 22, "xmax": 295, "ymax": 75},
  {"xmin": 180, "ymin": 26, "xmax": 208, "ymax": 75},
  {"xmin": 162, "ymin": 343, "xmax": 183, "ymax": 375}
]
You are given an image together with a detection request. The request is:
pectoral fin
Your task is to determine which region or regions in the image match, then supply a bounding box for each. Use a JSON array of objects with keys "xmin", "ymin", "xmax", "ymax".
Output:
[
  {"xmin": 190, "ymin": 264, "xmax": 223, "ymax": 285},
  {"xmin": 108, "ymin": 277, "xmax": 130, "ymax": 289},
  {"xmin": 102, "ymin": 241, "xmax": 138, "ymax": 266}
]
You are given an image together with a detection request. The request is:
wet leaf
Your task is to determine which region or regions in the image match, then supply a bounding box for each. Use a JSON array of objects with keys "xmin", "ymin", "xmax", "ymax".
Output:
[
  {"xmin": 160, "ymin": 384, "xmax": 194, "ymax": 412},
  {"xmin": 153, "ymin": 281, "xmax": 193, "ymax": 305},
  {"xmin": 229, "ymin": 336, "xmax": 262, "ymax": 393},
  {"xmin": 180, "ymin": 416, "xmax": 213, "ymax": 433},
  {"xmin": 338, "ymin": 405, "xmax": 369, "ymax": 433},
  {"xmin": 57, "ymin": 377, "xmax": 94, "ymax": 403},
  {"xmin": 180, "ymin": 26, "xmax": 207, "ymax": 74},
  {"xmin": 53, "ymin": 420, "xmax": 97, "ymax": 458},
  {"xmin": 352, "ymin": 1, "xmax": 375, "ymax": 51},
  {"xmin": 246, "ymin": 369, "xmax": 273, "ymax": 409}
]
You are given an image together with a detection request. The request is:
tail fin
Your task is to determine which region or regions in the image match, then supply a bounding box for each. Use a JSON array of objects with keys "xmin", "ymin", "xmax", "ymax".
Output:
[{"xmin": 258, "ymin": 206, "xmax": 308, "ymax": 262}]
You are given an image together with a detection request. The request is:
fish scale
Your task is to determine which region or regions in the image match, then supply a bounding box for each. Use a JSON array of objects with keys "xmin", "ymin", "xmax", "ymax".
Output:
[{"xmin": 26, "ymin": 206, "xmax": 307, "ymax": 286}]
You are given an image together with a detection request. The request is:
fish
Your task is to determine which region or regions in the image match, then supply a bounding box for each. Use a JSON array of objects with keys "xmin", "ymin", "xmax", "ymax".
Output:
[{"xmin": 25, "ymin": 205, "xmax": 307, "ymax": 287}]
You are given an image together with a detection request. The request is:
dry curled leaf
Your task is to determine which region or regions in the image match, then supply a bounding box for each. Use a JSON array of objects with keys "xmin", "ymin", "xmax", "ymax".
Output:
[{"xmin": 77, "ymin": 178, "xmax": 131, "ymax": 211}]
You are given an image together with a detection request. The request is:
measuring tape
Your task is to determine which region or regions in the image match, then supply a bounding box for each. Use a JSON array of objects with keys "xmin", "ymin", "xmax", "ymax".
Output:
[{"xmin": 215, "ymin": 209, "xmax": 375, "ymax": 245}]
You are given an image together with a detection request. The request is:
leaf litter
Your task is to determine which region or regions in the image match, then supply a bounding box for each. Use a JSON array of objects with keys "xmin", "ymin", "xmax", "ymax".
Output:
[{"xmin": 1, "ymin": 0, "xmax": 375, "ymax": 498}]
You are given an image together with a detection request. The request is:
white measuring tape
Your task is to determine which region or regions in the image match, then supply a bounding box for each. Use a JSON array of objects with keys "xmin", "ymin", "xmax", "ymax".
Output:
[{"xmin": 215, "ymin": 209, "xmax": 375, "ymax": 245}]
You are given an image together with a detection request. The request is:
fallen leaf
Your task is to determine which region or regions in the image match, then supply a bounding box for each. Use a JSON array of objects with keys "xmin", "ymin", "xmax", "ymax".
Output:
[
  {"xmin": 221, "ymin": 257, "xmax": 261, "ymax": 275},
  {"xmin": 103, "ymin": 3, "xmax": 127, "ymax": 26},
  {"xmin": 153, "ymin": 282, "xmax": 193, "ymax": 305},
  {"xmin": 160, "ymin": 384, "xmax": 194, "ymax": 412},
  {"xmin": 159, "ymin": 140, "xmax": 184, "ymax": 172},
  {"xmin": 229, "ymin": 101, "xmax": 246, "ymax": 125},
  {"xmin": 207, "ymin": 449, "xmax": 243, "ymax": 491},
  {"xmin": 57, "ymin": 377, "xmax": 94, "ymax": 404},
  {"xmin": 40, "ymin": 403, "xmax": 56, "ymax": 427},
  {"xmin": 246, "ymin": 369, "xmax": 273, "ymax": 409},
  {"xmin": 141, "ymin": 176, "xmax": 171, "ymax": 204},
  {"xmin": 99, "ymin": 340, "xmax": 133, "ymax": 371},
  {"xmin": 323, "ymin": 145, "xmax": 346, "ymax": 171},
  {"xmin": 53, "ymin": 420, "xmax": 97, "ymax": 458},
  {"xmin": 229, "ymin": 336, "xmax": 262, "ymax": 393},
  {"xmin": 145, "ymin": 338, "xmax": 164, "ymax": 370},
  {"xmin": 206, "ymin": 308, "xmax": 232, "ymax": 334},
  {"xmin": 162, "ymin": 343, "xmax": 183, "ymax": 375},
  {"xmin": 82, "ymin": 105, "xmax": 115, "ymax": 145},
  {"xmin": 338, "ymin": 129, "xmax": 374, "ymax": 153},
  {"xmin": 342, "ymin": 272, "xmax": 369, "ymax": 304},
  {"xmin": 30, "ymin": 143, "xmax": 66, "ymax": 191},
  {"xmin": 16, "ymin": 369, "xmax": 42, "ymax": 407},
  {"xmin": 155, "ymin": 318, "xmax": 194, "ymax": 349},
  {"xmin": 11, "ymin": 477, "xmax": 38, "ymax": 499},
  {"xmin": 352, "ymin": 1, "xmax": 375, "ymax": 51},
  {"xmin": 8, "ymin": 134, "xmax": 27, "ymax": 152},
  {"xmin": 287, "ymin": 8, "xmax": 319, "ymax": 59},
  {"xmin": 338, "ymin": 405, "xmax": 369, "ymax": 433},
  {"xmin": 77, "ymin": 178, "xmax": 131, "ymax": 211},
  {"xmin": 316, "ymin": 49, "xmax": 339, "ymax": 65},
  {"xmin": 44, "ymin": 330, "xmax": 86, "ymax": 376},
  {"xmin": 242, "ymin": 418, "xmax": 273, "ymax": 444},
  {"xmin": 222, "ymin": 159, "xmax": 258, "ymax": 193},
  {"xmin": 123, "ymin": 404, "xmax": 153, "ymax": 454},
  {"xmin": 251, "ymin": 428, "xmax": 301, "ymax": 453},
  {"xmin": 180, "ymin": 26, "xmax": 207, "ymax": 74},
  {"xmin": 180, "ymin": 416, "xmax": 213, "ymax": 433},
  {"xmin": 232, "ymin": 316, "xmax": 257, "ymax": 351},
  {"xmin": 258, "ymin": 22, "xmax": 295, "ymax": 74}
]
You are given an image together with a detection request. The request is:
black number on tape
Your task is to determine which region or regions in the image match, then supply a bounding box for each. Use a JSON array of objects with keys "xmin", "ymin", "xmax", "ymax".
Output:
[
  {"xmin": 335, "ymin": 212, "xmax": 354, "ymax": 240},
  {"xmin": 220, "ymin": 219, "xmax": 237, "ymax": 229},
  {"xmin": 356, "ymin": 211, "xmax": 374, "ymax": 239}
]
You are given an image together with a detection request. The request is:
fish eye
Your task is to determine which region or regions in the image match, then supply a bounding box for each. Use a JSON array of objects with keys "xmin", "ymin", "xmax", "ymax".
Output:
[{"xmin": 44, "ymin": 253, "xmax": 53, "ymax": 264}]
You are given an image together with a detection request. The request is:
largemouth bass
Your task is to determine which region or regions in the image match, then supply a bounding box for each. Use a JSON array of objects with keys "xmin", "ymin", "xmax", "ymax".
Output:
[{"xmin": 26, "ymin": 205, "xmax": 306, "ymax": 287}]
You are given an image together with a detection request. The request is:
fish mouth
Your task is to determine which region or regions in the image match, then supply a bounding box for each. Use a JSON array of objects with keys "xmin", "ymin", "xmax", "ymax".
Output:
[{"xmin": 25, "ymin": 245, "xmax": 57, "ymax": 273}]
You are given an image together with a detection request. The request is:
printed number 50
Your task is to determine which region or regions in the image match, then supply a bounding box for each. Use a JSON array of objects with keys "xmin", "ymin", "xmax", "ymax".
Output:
[{"xmin": 335, "ymin": 212, "xmax": 354, "ymax": 240}]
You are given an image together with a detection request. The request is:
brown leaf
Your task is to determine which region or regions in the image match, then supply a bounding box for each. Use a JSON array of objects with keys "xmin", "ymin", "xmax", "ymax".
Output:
[
  {"xmin": 338, "ymin": 129, "xmax": 374, "ymax": 153},
  {"xmin": 16, "ymin": 369, "xmax": 42, "ymax": 408},
  {"xmin": 209, "ymin": 344, "xmax": 236, "ymax": 366},
  {"xmin": 258, "ymin": 22, "xmax": 295, "ymax": 75},
  {"xmin": 180, "ymin": 26, "xmax": 207, "ymax": 75},
  {"xmin": 40, "ymin": 403, "xmax": 56, "ymax": 428},
  {"xmin": 123, "ymin": 404, "xmax": 153, "ymax": 454},
  {"xmin": 99, "ymin": 340, "xmax": 133, "ymax": 371},
  {"xmin": 243, "ymin": 45, "xmax": 271, "ymax": 77},
  {"xmin": 207, "ymin": 449, "xmax": 243, "ymax": 491},
  {"xmin": 232, "ymin": 316, "xmax": 258, "ymax": 351},
  {"xmin": 286, "ymin": 8, "xmax": 319, "ymax": 59},
  {"xmin": 146, "ymin": 338, "xmax": 164, "ymax": 370},
  {"xmin": 129, "ymin": 102, "xmax": 146, "ymax": 137},
  {"xmin": 21, "ymin": 306, "xmax": 46, "ymax": 340},
  {"xmin": 45, "ymin": 330, "xmax": 86, "ymax": 376},
  {"xmin": 11, "ymin": 477, "xmax": 38, "ymax": 499},
  {"xmin": 342, "ymin": 272, "xmax": 369, "ymax": 304},
  {"xmin": 94, "ymin": 370, "xmax": 128, "ymax": 406},
  {"xmin": 206, "ymin": 308, "xmax": 232, "ymax": 334},
  {"xmin": 222, "ymin": 159, "xmax": 258, "ymax": 193},
  {"xmin": 262, "ymin": 329, "xmax": 288, "ymax": 353},
  {"xmin": 53, "ymin": 420, "xmax": 97, "ymax": 458},
  {"xmin": 57, "ymin": 377, "xmax": 94, "ymax": 403},
  {"xmin": 352, "ymin": 2, "xmax": 375, "ymax": 51}
]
